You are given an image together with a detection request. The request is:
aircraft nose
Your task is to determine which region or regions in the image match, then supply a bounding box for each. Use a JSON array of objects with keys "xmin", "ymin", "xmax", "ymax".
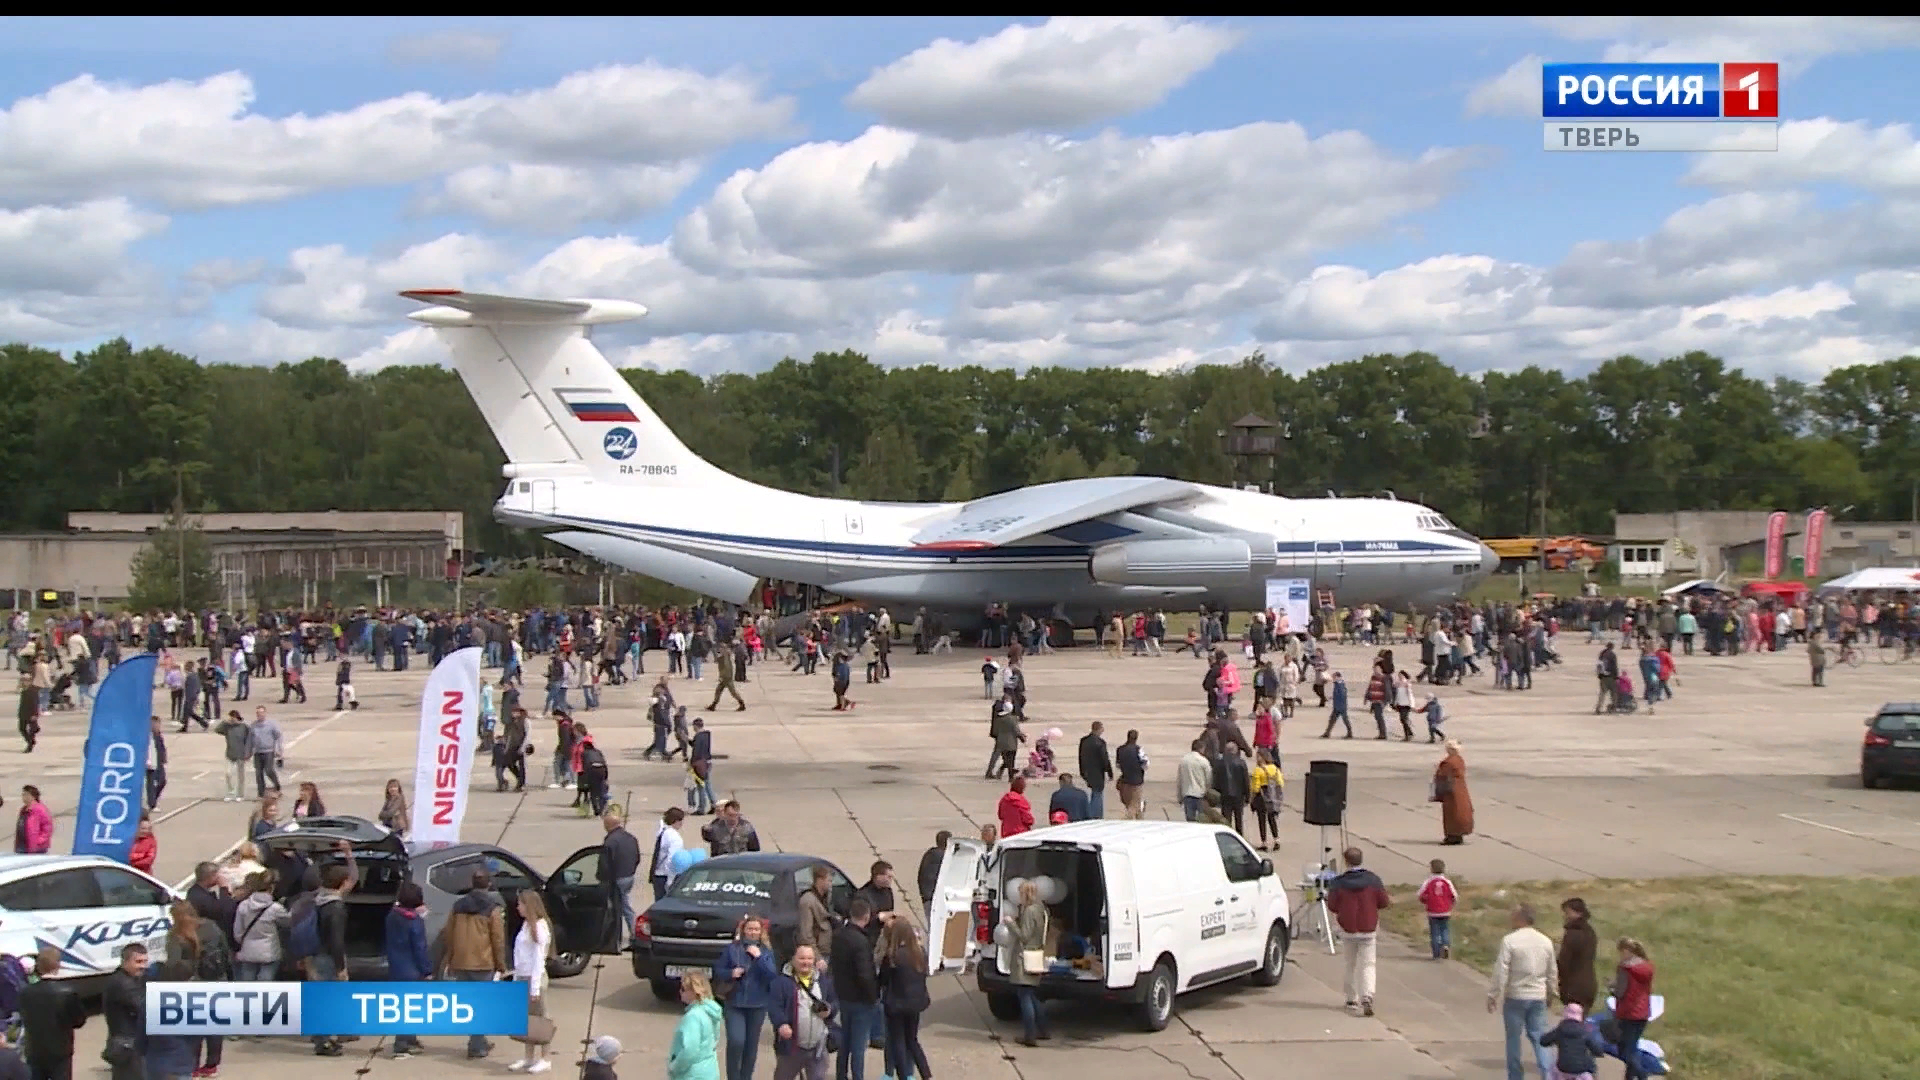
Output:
[{"xmin": 1478, "ymin": 543, "xmax": 1499, "ymax": 577}]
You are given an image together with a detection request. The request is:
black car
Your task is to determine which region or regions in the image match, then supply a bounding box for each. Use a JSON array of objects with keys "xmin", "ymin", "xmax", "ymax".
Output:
[
  {"xmin": 631, "ymin": 853, "xmax": 855, "ymax": 1000},
  {"xmin": 1862, "ymin": 702, "xmax": 1920, "ymax": 788},
  {"xmin": 257, "ymin": 816, "xmax": 623, "ymax": 979}
]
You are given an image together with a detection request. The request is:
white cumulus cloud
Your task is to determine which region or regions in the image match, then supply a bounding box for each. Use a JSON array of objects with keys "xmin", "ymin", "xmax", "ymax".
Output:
[
  {"xmin": 420, "ymin": 162, "xmax": 701, "ymax": 229},
  {"xmin": 847, "ymin": 16, "xmax": 1239, "ymax": 138},
  {"xmin": 259, "ymin": 233, "xmax": 514, "ymax": 329},
  {"xmin": 0, "ymin": 66, "xmax": 793, "ymax": 210},
  {"xmin": 674, "ymin": 122, "xmax": 1477, "ymax": 283},
  {"xmin": 1465, "ymin": 55, "xmax": 1544, "ymax": 118}
]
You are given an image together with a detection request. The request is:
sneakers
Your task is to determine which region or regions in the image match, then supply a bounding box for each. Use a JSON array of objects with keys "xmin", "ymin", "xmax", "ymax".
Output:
[
  {"xmin": 1363, "ymin": 998, "xmax": 1375, "ymax": 1017},
  {"xmin": 527, "ymin": 1062, "xmax": 552, "ymax": 1075},
  {"xmin": 314, "ymin": 1042, "xmax": 343, "ymax": 1057},
  {"xmin": 192, "ymin": 1067, "xmax": 219, "ymax": 1077}
]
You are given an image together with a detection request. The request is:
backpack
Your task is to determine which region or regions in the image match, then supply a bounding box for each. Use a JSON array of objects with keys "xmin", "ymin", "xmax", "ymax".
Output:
[
  {"xmin": 287, "ymin": 898, "xmax": 322, "ymax": 959},
  {"xmin": 0, "ymin": 954, "xmax": 27, "ymax": 1018},
  {"xmin": 579, "ymin": 744, "xmax": 608, "ymax": 779}
]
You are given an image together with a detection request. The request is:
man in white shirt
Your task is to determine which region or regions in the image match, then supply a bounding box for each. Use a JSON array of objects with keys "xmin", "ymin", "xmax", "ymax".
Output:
[
  {"xmin": 1487, "ymin": 905, "xmax": 1558, "ymax": 1080},
  {"xmin": 649, "ymin": 807, "xmax": 687, "ymax": 901}
]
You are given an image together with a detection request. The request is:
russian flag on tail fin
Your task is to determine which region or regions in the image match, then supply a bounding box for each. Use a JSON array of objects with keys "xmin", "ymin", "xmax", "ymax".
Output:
[{"xmin": 554, "ymin": 388, "xmax": 639, "ymax": 423}]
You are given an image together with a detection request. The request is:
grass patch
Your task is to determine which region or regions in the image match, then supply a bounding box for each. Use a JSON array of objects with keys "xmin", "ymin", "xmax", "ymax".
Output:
[{"xmin": 1382, "ymin": 875, "xmax": 1920, "ymax": 1080}]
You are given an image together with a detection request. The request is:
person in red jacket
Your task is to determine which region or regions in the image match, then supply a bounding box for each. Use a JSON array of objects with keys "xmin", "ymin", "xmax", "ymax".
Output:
[
  {"xmin": 996, "ymin": 776, "xmax": 1034, "ymax": 838},
  {"xmin": 1611, "ymin": 937, "xmax": 1657, "ymax": 1080},
  {"xmin": 1416, "ymin": 858, "xmax": 1457, "ymax": 960},
  {"xmin": 1325, "ymin": 846, "xmax": 1392, "ymax": 1016},
  {"xmin": 129, "ymin": 815, "xmax": 158, "ymax": 874}
]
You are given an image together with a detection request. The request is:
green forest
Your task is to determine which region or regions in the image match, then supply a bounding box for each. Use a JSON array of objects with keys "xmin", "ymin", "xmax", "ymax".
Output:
[{"xmin": 5, "ymin": 338, "xmax": 1917, "ymax": 554}]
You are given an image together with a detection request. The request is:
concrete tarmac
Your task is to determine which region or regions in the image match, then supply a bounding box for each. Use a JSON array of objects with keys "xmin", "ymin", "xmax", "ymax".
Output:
[{"xmin": 23, "ymin": 633, "xmax": 1920, "ymax": 1078}]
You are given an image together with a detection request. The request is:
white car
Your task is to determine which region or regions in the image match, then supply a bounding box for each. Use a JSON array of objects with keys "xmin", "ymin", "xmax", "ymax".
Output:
[
  {"xmin": 0, "ymin": 854, "xmax": 177, "ymax": 993},
  {"xmin": 928, "ymin": 820, "xmax": 1291, "ymax": 1031}
]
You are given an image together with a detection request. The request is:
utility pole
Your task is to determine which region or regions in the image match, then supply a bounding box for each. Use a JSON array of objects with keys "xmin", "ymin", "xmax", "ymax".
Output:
[{"xmin": 173, "ymin": 441, "xmax": 187, "ymax": 612}]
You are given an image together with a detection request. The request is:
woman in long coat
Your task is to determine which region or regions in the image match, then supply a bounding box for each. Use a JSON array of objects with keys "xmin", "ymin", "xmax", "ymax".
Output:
[
  {"xmin": 1432, "ymin": 739, "xmax": 1474, "ymax": 844},
  {"xmin": 1557, "ymin": 897, "xmax": 1599, "ymax": 1010}
]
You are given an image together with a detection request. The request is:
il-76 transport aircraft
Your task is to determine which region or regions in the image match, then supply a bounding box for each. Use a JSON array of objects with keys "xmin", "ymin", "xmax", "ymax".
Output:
[{"xmin": 402, "ymin": 290, "xmax": 1497, "ymax": 624}]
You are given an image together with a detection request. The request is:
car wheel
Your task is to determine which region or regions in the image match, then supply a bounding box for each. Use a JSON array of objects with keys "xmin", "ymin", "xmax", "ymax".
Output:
[
  {"xmin": 546, "ymin": 951, "xmax": 590, "ymax": 978},
  {"xmin": 650, "ymin": 977, "xmax": 679, "ymax": 1001},
  {"xmin": 1862, "ymin": 769, "xmax": 1880, "ymax": 790},
  {"xmin": 1249, "ymin": 923, "xmax": 1288, "ymax": 986},
  {"xmin": 986, "ymin": 991, "xmax": 1022, "ymax": 1022},
  {"xmin": 1136, "ymin": 961, "xmax": 1175, "ymax": 1032}
]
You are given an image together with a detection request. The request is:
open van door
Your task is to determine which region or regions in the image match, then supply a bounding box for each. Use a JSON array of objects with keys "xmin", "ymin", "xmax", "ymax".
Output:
[
  {"xmin": 543, "ymin": 846, "xmax": 622, "ymax": 977},
  {"xmin": 1101, "ymin": 847, "xmax": 1142, "ymax": 990},
  {"xmin": 929, "ymin": 837, "xmax": 988, "ymax": 973}
]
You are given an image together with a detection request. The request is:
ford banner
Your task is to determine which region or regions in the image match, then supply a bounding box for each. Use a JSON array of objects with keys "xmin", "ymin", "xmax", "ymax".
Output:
[{"xmin": 73, "ymin": 653, "xmax": 158, "ymax": 864}]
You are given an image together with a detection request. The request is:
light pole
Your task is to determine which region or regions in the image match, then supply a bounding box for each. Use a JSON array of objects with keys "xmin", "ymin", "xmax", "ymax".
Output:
[{"xmin": 172, "ymin": 439, "xmax": 187, "ymax": 612}]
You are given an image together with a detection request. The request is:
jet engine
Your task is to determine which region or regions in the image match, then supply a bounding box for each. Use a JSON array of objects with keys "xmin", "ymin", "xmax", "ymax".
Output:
[{"xmin": 1088, "ymin": 537, "xmax": 1253, "ymax": 586}]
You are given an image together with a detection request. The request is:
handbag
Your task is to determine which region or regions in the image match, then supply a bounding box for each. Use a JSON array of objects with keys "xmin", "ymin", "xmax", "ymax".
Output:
[
  {"xmin": 1020, "ymin": 910, "xmax": 1049, "ymax": 976},
  {"xmin": 510, "ymin": 995, "xmax": 555, "ymax": 1045}
]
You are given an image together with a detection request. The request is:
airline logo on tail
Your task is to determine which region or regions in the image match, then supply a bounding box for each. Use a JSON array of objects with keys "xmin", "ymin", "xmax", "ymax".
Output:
[{"xmin": 555, "ymin": 389, "xmax": 638, "ymax": 423}]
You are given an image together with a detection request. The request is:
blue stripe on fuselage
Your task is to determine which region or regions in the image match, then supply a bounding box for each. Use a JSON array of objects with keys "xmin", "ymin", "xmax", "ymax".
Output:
[{"xmin": 541, "ymin": 512, "xmax": 1475, "ymax": 563}]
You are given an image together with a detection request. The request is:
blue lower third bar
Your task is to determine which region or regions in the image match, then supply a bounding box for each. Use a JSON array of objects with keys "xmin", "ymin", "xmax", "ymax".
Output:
[{"xmin": 146, "ymin": 981, "xmax": 531, "ymax": 1037}]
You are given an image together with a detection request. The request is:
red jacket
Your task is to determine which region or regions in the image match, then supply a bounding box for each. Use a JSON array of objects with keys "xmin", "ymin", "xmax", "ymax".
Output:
[
  {"xmin": 1326, "ymin": 868, "xmax": 1391, "ymax": 933},
  {"xmin": 996, "ymin": 791, "xmax": 1034, "ymax": 837},
  {"xmin": 1416, "ymin": 874, "xmax": 1456, "ymax": 916},
  {"xmin": 1615, "ymin": 958, "xmax": 1655, "ymax": 1021},
  {"xmin": 129, "ymin": 833, "xmax": 158, "ymax": 873}
]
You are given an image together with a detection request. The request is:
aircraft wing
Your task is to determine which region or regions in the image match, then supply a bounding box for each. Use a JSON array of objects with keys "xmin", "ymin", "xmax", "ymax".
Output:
[{"xmin": 909, "ymin": 475, "xmax": 1204, "ymax": 550}]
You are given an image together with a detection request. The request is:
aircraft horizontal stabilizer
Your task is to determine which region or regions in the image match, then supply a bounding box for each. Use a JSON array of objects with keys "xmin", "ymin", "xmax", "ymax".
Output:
[
  {"xmin": 545, "ymin": 531, "xmax": 756, "ymax": 605},
  {"xmin": 910, "ymin": 475, "xmax": 1203, "ymax": 550},
  {"xmin": 401, "ymin": 290, "xmax": 648, "ymax": 327}
]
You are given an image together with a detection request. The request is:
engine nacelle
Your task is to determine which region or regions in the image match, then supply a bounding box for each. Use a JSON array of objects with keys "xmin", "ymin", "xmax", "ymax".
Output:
[{"xmin": 1089, "ymin": 538, "xmax": 1253, "ymax": 586}]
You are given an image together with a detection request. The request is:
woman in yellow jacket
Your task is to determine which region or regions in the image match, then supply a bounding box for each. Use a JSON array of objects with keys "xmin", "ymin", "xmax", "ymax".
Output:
[{"xmin": 1250, "ymin": 750, "xmax": 1284, "ymax": 851}]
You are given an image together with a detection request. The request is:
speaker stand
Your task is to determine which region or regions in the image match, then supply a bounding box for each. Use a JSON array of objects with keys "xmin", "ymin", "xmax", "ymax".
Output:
[{"xmin": 1294, "ymin": 820, "xmax": 1348, "ymax": 955}]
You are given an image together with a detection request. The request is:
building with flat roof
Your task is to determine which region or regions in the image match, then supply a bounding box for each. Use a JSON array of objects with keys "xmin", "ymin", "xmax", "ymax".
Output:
[
  {"xmin": 1, "ymin": 511, "xmax": 464, "ymax": 608},
  {"xmin": 1613, "ymin": 511, "xmax": 1919, "ymax": 580}
]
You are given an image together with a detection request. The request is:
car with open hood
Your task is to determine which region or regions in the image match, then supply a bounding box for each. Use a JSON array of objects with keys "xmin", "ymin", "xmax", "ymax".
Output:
[
  {"xmin": 255, "ymin": 815, "xmax": 622, "ymax": 979},
  {"xmin": 631, "ymin": 852, "xmax": 856, "ymax": 1000}
]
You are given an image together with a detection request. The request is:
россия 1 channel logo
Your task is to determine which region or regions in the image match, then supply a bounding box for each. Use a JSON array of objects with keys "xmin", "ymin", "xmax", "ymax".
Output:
[{"xmin": 1542, "ymin": 62, "xmax": 1778, "ymax": 153}]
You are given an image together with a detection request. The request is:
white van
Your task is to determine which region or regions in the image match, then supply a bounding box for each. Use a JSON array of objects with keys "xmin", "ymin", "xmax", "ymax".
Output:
[{"xmin": 928, "ymin": 820, "xmax": 1290, "ymax": 1031}]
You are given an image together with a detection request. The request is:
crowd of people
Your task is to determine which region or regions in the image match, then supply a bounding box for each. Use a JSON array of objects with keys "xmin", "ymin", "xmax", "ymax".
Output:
[{"xmin": 6, "ymin": 579, "xmax": 1914, "ymax": 1080}]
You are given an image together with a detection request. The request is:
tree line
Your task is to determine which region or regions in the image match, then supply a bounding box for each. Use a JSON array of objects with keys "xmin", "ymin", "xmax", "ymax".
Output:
[{"xmin": 5, "ymin": 339, "xmax": 1917, "ymax": 556}]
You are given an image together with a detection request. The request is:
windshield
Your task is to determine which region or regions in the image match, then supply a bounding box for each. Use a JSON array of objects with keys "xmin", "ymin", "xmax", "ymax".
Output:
[{"xmin": 671, "ymin": 866, "xmax": 776, "ymax": 903}]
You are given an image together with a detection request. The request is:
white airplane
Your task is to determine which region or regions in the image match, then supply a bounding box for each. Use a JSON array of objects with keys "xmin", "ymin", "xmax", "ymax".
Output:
[{"xmin": 403, "ymin": 290, "xmax": 1498, "ymax": 625}]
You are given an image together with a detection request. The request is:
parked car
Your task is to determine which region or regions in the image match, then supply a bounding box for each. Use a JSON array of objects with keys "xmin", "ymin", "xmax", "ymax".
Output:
[
  {"xmin": 631, "ymin": 852, "xmax": 856, "ymax": 1000},
  {"xmin": 1862, "ymin": 702, "xmax": 1920, "ymax": 788},
  {"xmin": 256, "ymin": 816, "xmax": 622, "ymax": 979},
  {"xmin": 0, "ymin": 854, "xmax": 180, "ymax": 995},
  {"xmin": 930, "ymin": 820, "xmax": 1291, "ymax": 1032}
]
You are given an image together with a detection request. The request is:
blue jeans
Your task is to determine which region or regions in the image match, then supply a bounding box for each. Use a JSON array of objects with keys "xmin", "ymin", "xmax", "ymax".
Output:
[
  {"xmin": 614, "ymin": 876, "xmax": 635, "ymax": 943},
  {"xmin": 837, "ymin": 1000, "xmax": 881, "ymax": 1080},
  {"xmin": 1427, "ymin": 916, "xmax": 1450, "ymax": 958},
  {"xmin": 1501, "ymin": 997, "xmax": 1551, "ymax": 1080},
  {"xmin": 1617, "ymin": 1018, "xmax": 1649, "ymax": 1080},
  {"xmin": 724, "ymin": 1005, "xmax": 764, "ymax": 1080},
  {"xmin": 235, "ymin": 960, "xmax": 277, "ymax": 981},
  {"xmin": 449, "ymin": 970, "xmax": 495, "ymax": 1057},
  {"xmin": 1015, "ymin": 985, "xmax": 1049, "ymax": 1042},
  {"xmin": 1182, "ymin": 796, "xmax": 1202, "ymax": 821},
  {"xmin": 1087, "ymin": 787, "xmax": 1105, "ymax": 819}
]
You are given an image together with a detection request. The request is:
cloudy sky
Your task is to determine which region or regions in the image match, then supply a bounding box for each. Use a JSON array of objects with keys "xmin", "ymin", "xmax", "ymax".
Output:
[{"xmin": 2, "ymin": 16, "xmax": 1916, "ymax": 378}]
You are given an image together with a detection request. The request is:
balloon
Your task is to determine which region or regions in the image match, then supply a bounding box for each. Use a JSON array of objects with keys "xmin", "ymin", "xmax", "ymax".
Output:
[
  {"xmin": 1037, "ymin": 876, "xmax": 1067, "ymax": 905},
  {"xmin": 688, "ymin": 848, "xmax": 709, "ymax": 866},
  {"xmin": 1004, "ymin": 877, "xmax": 1029, "ymax": 902},
  {"xmin": 993, "ymin": 922, "xmax": 1017, "ymax": 949},
  {"xmin": 669, "ymin": 848, "xmax": 698, "ymax": 875}
]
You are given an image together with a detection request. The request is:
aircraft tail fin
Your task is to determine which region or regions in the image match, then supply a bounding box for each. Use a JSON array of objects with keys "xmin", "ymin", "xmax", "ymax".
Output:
[{"xmin": 401, "ymin": 290, "xmax": 736, "ymax": 490}]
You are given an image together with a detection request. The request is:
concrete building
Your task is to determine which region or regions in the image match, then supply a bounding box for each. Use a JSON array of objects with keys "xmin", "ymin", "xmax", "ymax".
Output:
[
  {"xmin": 1, "ymin": 511, "xmax": 464, "ymax": 608},
  {"xmin": 1613, "ymin": 511, "xmax": 1920, "ymax": 580},
  {"xmin": 1608, "ymin": 539, "xmax": 1672, "ymax": 577}
]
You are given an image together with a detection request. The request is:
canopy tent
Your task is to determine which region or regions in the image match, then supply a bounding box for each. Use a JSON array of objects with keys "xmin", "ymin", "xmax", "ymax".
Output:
[
  {"xmin": 1662, "ymin": 578, "xmax": 1734, "ymax": 598},
  {"xmin": 1815, "ymin": 567, "xmax": 1920, "ymax": 593}
]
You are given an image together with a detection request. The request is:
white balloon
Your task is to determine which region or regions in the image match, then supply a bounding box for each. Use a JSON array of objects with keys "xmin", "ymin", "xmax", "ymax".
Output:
[
  {"xmin": 1005, "ymin": 877, "xmax": 1029, "ymax": 902},
  {"xmin": 993, "ymin": 922, "xmax": 1017, "ymax": 948},
  {"xmin": 1039, "ymin": 876, "xmax": 1068, "ymax": 904}
]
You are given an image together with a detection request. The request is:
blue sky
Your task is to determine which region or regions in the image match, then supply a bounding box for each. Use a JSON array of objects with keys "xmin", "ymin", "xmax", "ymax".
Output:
[{"xmin": 1, "ymin": 16, "xmax": 1915, "ymax": 377}]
